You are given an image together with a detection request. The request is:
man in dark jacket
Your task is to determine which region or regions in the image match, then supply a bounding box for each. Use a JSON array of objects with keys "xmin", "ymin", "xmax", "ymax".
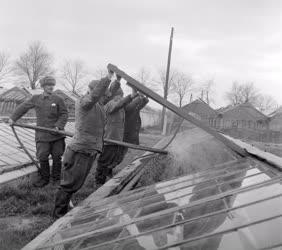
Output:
[
  {"xmin": 9, "ymin": 76, "xmax": 68, "ymax": 187},
  {"xmin": 116, "ymin": 87, "xmax": 149, "ymax": 165},
  {"xmin": 95, "ymin": 80, "xmax": 138, "ymax": 185},
  {"xmin": 123, "ymin": 87, "xmax": 149, "ymax": 145},
  {"xmin": 53, "ymin": 68, "xmax": 113, "ymax": 218}
]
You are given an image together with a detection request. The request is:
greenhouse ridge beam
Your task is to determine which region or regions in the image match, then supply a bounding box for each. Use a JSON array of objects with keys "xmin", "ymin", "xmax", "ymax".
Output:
[{"xmin": 108, "ymin": 63, "xmax": 248, "ymax": 157}]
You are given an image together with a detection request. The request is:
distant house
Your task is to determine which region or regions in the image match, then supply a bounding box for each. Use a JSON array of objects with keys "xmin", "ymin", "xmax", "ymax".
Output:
[
  {"xmin": 170, "ymin": 99, "xmax": 218, "ymax": 132},
  {"xmin": 215, "ymin": 102, "xmax": 269, "ymax": 130},
  {"xmin": 0, "ymin": 87, "xmax": 34, "ymax": 117},
  {"xmin": 269, "ymin": 106, "xmax": 282, "ymax": 132},
  {"xmin": 0, "ymin": 86, "xmax": 77, "ymax": 118},
  {"xmin": 182, "ymin": 99, "xmax": 218, "ymax": 124}
]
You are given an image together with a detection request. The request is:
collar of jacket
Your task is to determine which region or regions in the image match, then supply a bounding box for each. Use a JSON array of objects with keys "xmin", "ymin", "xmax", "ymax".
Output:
[{"xmin": 41, "ymin": 92, "xmax": 53, "ymax": 99}]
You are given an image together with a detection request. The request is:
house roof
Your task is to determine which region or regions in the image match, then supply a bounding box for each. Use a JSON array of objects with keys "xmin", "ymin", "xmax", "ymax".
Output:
[
  {"xmin": 269, "ymin": 106, "xmax": 282, "ymax": 118},
  {"xmin": 0, "ymin": 86, "xmax": 31, "ymax": 102},
  {"xmin": 0, "ymin": 87, "xmax": 8, "ymax": 95},
  {"xmin": 181, "ymin": 98, "xmax": 218, "ymax": 118},
  {"xmin": 0, "ymin": 86, "xmax": 79, "ymax": 103},
  {"xmin": 219, "ymin": 102, "xmax": 268, "ymax": 121},
  {"xmin": 54, "ymin": 89, "xmax": 80, "ymax": 101}
]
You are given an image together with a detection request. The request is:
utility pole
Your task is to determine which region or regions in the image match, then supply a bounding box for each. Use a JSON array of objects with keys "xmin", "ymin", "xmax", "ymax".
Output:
[{"xmin": 161, "ymin": 27, "xmax": 174, "ymax": 135}]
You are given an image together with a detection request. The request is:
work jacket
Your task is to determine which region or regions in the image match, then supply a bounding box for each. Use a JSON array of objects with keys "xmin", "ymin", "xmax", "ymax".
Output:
[
  {"xmin": 124, "ymin": 95, "xmax": 149, "ymax": 145},
  {"xmin": 11, "ymin": 93, "xmax": 68, "ymax": 142},
  {"xmin": 68, "ymin": 77, "xmax": 111, "ymax": 153},
  {"xmin": 103, "ymin": 94, "xmax": 132, "ymax": 143}
]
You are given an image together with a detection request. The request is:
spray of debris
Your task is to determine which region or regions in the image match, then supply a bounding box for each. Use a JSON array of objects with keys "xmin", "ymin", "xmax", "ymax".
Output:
[{"xmin": 138, "ymin": 128, "xmax": 236, "ymax": 187}]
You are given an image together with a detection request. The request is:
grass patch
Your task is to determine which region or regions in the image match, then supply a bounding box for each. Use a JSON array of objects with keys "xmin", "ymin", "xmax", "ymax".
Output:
[{"xmin": 0, "ymin": 216, "xmax": 53, "ymax": 250}]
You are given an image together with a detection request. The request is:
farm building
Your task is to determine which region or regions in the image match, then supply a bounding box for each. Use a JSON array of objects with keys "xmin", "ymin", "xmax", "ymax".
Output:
[
  {"xmin": 169, "ymin": 99, "xmax": 218, "ymax": 132},
  {"xmin": 214, "ymin": 102, "xmax": 269, "ymax": 130},
  {"xmin": 269, "ymin": 106, "xmax": 282, "ymax": 132},
  {"xmin": 0, "ymin": 86, "xmax": 78, "ymax": 118}
]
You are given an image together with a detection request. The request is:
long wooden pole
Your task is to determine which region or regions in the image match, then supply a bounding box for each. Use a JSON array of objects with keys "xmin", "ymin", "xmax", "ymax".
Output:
[
  {"xmin": 108, "ymin": 64, "xmax": 248, "ymax": 157},
  {"xmin": 12, "ymin": 123, "xmax": 168, "ymax": 155},
  {"xmin": 161, "ymin": 27, "xmax": 174, "ymax": 134}
]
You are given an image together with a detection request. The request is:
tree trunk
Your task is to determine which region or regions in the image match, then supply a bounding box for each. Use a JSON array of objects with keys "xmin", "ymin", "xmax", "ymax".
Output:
[{"xmin": 30, "ymin": 81, "xmax": 36, "ymax": 89}]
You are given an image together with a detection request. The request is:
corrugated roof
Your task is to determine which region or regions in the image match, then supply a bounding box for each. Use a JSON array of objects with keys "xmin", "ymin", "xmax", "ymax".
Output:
[
  {"xmin": 54, "ymin": 89, "xmax": 80, "ymax": 101},
  {"xmin": 0, "ymin": 86, "xmax": 31, "ymax": 102},
  {"xmin": 0, "ymin": 86, "xmax": 80, "ymax": 103}
]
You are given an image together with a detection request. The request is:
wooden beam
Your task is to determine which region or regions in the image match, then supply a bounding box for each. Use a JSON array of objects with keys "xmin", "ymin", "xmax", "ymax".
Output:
[
  {"xmin": 108, "ymin": 64, "xmax": 248, "ymax": 157},
  {"xmin": 12, "ymin": 123, "xmax": 167, "ymax": 155}
]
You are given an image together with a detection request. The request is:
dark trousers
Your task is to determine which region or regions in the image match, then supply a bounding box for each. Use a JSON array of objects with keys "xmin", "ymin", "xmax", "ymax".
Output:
[
  {"xmin": 95, "ymin": 145, "xmax": 127, "ymax": 185},
  {"xmin": 36, "ymin": 138, "xmax": 65, "ymax": 181},
  {"xmin": 53, "ymin": 147, "xmax": 97, "ymax": 218}
]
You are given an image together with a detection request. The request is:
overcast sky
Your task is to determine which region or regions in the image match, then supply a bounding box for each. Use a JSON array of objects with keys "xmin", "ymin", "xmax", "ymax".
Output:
[{"xmin": 0, "ymin": 0, "xmax": 281, "ymax": 108}]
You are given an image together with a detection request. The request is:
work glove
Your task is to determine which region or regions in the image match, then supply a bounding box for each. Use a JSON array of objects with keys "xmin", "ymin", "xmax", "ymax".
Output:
[{"xmin": 7, "ymin": 118, "xmax": 14, "ymax": 126}]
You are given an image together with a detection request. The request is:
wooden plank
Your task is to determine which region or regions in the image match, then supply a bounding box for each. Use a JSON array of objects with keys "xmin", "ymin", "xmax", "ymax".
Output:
[
  {"xmin": 12, "ymin": 123, "xmax": 168, "ymax": 155},
  {"xmin": 108, "ymin": 64, "xmax": 248, "ymax": 157}
]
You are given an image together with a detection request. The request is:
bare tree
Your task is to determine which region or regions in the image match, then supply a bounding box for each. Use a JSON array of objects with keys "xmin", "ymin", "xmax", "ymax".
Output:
[
  {"xmin": 136, "ymin": 67, "xmax": 151, "ymax": 85},
  {"xmin": 0, "ymin": 51, "xmax": 12, "ymax": 84},
  {"xmin": 225, "ymin": 81, "xmax": 243, "ymax": 105},
  {"xmin": 240, "ymin": 82, "xmax": 259, "ymax": 104},
  {"xmin": 61, "ymin": 59, "xmax": 87, "ymax": 94},
  {"xmin": 225, "ymin": 81, "xmax": 259, "ymax": 106},
  {"xmin": 255, "ymin": 94, "xmax": 278, "ymax": 115},
  {"xmin": 172, "ymin": 71, "xmax": 193, "ymax": 107},
  {"xmin": 14, "ymin": 41, "xmax": 53, "ymax": 89},
  {"xmin": 157, "ymin": 67, "xmax": 177, "ymax": 97},
  {"xmin": 155, "ymin": 67, "xmax": 177, "ymax": 131}
]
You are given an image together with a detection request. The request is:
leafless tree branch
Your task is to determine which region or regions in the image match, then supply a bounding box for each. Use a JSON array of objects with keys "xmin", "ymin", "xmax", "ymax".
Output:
[
  {"xmin": 14, "ymin": 41, "xmax": 53, "ymax": 89},
  {"xmin": 255, "ymin": 94, "xmax": 278, "ymax": 115},
  {"xmin": 61, "ymin": 59, "xmax": 87, "ymax": 95},
  {"xmin": 225, "ymin": 81, "xmax": 259, "ymax": 106},
  {"xmin": 172, "ymin": 71, "xmax": 194, "ymax": 107},
  {"xmin": 0, "ymin": 51, "xmax": 13, "ymax": 84}
]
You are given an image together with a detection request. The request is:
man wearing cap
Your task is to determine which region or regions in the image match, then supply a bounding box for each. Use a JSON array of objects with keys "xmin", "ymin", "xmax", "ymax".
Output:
[
  {"xmin": 95, "ymin": 77, "xmax": 138, "ymax": 185},
  {"xmin": 53, "ymin": 68, "xmax": 113, "ymax": 218},
  {"xmin": 121, "ymin": 86, "xmax": 149, "ymax": 155},
  {"xmin": 9, "ymin": 76, "xmax": 68, "ymax": 187}
]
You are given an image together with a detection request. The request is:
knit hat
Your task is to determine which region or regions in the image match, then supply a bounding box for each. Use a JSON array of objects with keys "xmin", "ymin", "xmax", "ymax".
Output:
[{"xmin": 40, "ymin": 76, "xmax": 56, "ymax": 87}]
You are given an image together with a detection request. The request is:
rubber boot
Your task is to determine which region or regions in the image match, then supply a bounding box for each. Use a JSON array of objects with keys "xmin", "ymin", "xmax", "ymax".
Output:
[
  {"xmin": 53, "ymin": 188, "xmax": 72, "ymax": 219},
  {"xmin": 33, "ymin": 161, "xmax": 50, "ymax": 188}
]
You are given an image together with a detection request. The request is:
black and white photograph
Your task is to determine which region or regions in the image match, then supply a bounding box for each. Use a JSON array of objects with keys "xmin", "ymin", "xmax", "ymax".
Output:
[{"xmin": 0, "ymin": 1, "xmax": 282, "ymax": 249}]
